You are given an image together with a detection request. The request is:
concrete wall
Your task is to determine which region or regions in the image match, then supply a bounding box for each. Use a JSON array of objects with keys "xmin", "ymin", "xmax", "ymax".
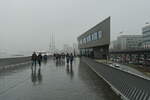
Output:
[
  {"xmin": 0, "ymin": 55, "xmax": 53, "ymax": 67},
  {"xmin": 0, "ymin": 56, "xmax": 31, "ymax": 67}
]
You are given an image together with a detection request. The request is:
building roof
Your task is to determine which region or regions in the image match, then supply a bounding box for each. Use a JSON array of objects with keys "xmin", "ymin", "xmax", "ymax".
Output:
[
  {"xmin": 77, "ymin": 17, "xmax": 110, "ymax": 40},
  {"xmin": 118, "ymin": 35, "xmax": 143, "ymax": 38},
  {"xmin": 142, "ymin": 24, "xmax": 150, "ymax": 31}
]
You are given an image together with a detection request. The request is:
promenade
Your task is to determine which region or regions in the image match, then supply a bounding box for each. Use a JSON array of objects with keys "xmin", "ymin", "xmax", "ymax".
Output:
[{"xmin": 0, "ymin": 57, "xmax": 120, "ymax": 100}]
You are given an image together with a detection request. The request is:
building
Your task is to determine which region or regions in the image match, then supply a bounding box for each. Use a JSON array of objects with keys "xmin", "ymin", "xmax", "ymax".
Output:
[
  {"xmin": 142, "ymin": 24, "xmax": 150, "ymax": 48},
  {"xmin": 77, "ymin": 17, "xmax": 110, "ymax": 59},
  {"xmin": 109, "ymin": 40, "xmax": 119, "ymax": 50},
  {"xmin": 117, "ymin": 35, "xmax": 143, "ymax": 50}
]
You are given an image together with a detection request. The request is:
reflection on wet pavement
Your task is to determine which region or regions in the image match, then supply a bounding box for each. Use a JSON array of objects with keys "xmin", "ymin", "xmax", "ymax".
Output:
[
  {"xmin": 31, "ymin": 66, "xmax": 42, "ymax": 85},
  {"xmin": 66, "ymin": 64, "xmax": 74, "ymax": 80},
  {"xmin": 0, "ymin": 58, "xmax": 121, "ymax": 100}
]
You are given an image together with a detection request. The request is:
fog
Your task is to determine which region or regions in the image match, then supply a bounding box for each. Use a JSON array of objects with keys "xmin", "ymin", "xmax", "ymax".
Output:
[{"xmin": 0, "ymin": 0, "xmax": 150, "ymax": 54}]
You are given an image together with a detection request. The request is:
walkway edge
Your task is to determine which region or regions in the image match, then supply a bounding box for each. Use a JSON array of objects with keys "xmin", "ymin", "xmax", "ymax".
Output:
[
  {"xmin": 99, "ymin": 61, "xmax": 150, "ymax": 81},
  {"xmin": 0, "ymin": 61, "xmax": 31, "ymax": 70},
  {"xmin": 83, "ymin": 60, "xmax": 129, "ymax": 100}
]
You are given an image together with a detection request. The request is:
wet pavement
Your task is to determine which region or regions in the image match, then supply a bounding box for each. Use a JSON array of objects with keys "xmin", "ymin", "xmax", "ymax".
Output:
[{"xmin": 0, "ymin": 58, "xmax": 121, "ymax": 100}]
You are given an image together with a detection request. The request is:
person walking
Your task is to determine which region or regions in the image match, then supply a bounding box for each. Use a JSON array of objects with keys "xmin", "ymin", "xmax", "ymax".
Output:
[
  {"xmin": 37, "ymin": 53, "xmax": 42, "ymax": 66},
  {"xmin": 70, "ymin": 53, "xmax": 74, "ymax": 66},
  {"xmin": 43, "ymin": 54, "xmax": 48, "ymax": 61},
  {"xmin": 32, "ymin": 52, "xmax": 37, "ymax": 66},
  {"xmin": 66, "ymin": 53, "xmax": 70, "ymax": 65}
]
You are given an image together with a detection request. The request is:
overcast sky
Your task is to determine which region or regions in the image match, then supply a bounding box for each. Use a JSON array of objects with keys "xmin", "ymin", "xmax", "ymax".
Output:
[{"xmin": 0, "ymin": 0, "xmax": 150, "ymax": 54}]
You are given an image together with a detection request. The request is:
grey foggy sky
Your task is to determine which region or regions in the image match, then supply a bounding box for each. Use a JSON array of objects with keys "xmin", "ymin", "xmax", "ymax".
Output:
[{"xmin": 0, "ymin": 0, "xmax": 150, "ymax": 53}]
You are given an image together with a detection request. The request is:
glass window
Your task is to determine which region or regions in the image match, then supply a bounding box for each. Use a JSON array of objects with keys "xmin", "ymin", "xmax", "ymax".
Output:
[
  {"xmin": 79, "ymin": 40, "xmax": 81, "ymax": 44},
  {"xmin": 84, "ymin": 38, "xmax": 86, "ymax": 43},
  {"xmin": 86, "ymin": 37, "xmax": 88, "ymax": 43},
  {"xmin": 94, "ymin": 32, "xmax": 98, "ymax": 40},
  {"xmin": 90, "ymin": 34, "xmax": 92, "ymax": 41},
  {"xmin": 98, "ymin": 31, "xmax": 102, "ymax": 39},
  {"xmin": 92, "ymin": 33, "xmax": 94, "ymax": 40},
  {"xmin": 86, "ymin": 36, "xmax": 88, "ymax": 42},
  {"xmin": 86, "ymin": 36, "xmax": 89, "ymax": 42},
  {"xmin": 88, "ymin": 35, "xmax": 91, "ymax": 42},
  {"xmin": 82, "ymin": 38, "xmax": 84, "ymax": 44}
]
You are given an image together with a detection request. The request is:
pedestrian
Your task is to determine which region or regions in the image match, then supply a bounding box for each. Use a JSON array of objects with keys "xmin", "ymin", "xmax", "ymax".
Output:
[
  {"xmin": 38, "ymin": 53, "xmax": 42, "ymax": 66},
  {"xmin": 66, "ymin": 53, "xmax": 70, "ymax": 65},
  {"xmin": 70, "ymin": 53, "xmax": 74, "ymax": 66},
  {"xmin": 56, "ymin": 54, "xmax": 59, "ymax": 61},
  {"xmin": 44, "ymin": 54, "xmax": 48, "ymax": 61},
  {"xmin": 32, "ymin": 52, "xmax": 37, "ymax": 66}
]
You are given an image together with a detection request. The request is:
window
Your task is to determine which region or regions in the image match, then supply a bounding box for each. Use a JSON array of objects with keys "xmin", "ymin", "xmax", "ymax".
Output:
[
  {"xmin": 79, "ymin": 40, "xmax": 82, "ymax": 44},
  {"xmin": 94, "ymin": 32, "xmax": 98, "ymax": 40},
  {"xmin": 90, "ymin": 34, "xmax": 92, "ymax": 41},
  {"xmin": 86, "ymin": 35, "xmax": 91, "ymax": 42},
  {"xmin": 88, "ymin": 35, "xmax": 91, "ymax": 42},
  {"xmin": 98, "ymin": 31, "xmax": 102, "ymax": 39},
  {"xmin": 86, "ymin": 37, "xmax": 88, "ymax": 43},
  {"xmin": 82, "ymin": 39, "xmax": 84, "ymax": 44},
  {"xmin": 92, "ymin": 33, "xmax": 94, "ymax": 40},
  {"xmin": 83, "ymin": 38, "xmax": 86, "ymax": 43}
]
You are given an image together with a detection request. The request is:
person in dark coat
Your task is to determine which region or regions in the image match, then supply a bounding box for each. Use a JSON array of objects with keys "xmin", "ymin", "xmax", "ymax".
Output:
[
  {"xmin": 37, "ymin": 53, "xmax": 42, "ymax": 66},
  {"xmin": 32, "ymin": 52, "xmax": 37, "ymax": 66},
  {"xmin": 66, "ymin": 53, "xmax": 70, "ymax": 65},
  {"xmin": 44, "ymin": 54, "xmax": 48, "ymax": 61},
  {"xmin": 70, "ymin": 53, "xmax": 74, "ymax": 66}
]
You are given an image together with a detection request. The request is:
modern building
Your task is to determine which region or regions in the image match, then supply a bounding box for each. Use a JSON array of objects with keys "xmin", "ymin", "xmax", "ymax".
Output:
[
  {"xmin": 142, "ymin": 24, "xmax": 150, "ymax": 49},
  {"xmin": 109, "ymin": 40, "xmax": 119, "ymax": 50},
  {"xmin": 117, "ymin": 35, "xmax": 143, "ymax": 50},
  {"xmin": 77, "ymin": 17, "xmax": 110, "ymax": 59}
]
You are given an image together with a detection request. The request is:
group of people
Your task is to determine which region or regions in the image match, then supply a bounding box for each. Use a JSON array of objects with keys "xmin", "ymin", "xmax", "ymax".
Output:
[
  {"xmin": 54, "ymin": 53, "xmax": 65, "ymax": 61},
  {"xmin": 31, "ymin": 52, "xmax": 48, "ymax": 66},
  {"xmin": 53, "ymin": 53, "xmax": 74, "ymax": 66},
  {"xmin": 32, "ymin": 52, "xmax": 74, "ymax": 67},
  {"xmin": 66, "ymin": 53, "xmax": 74, "ymax": 66}
]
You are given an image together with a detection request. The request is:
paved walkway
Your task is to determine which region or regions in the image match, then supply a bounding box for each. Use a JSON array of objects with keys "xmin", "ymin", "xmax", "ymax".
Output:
[{"xmin": 0, "ymin": 58, "xmax": 120, "ymax": 100}]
